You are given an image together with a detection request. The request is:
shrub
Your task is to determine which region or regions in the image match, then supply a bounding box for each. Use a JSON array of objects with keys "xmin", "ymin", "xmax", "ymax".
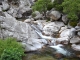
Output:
[
  {"xmin": 0, "ymin": 38, "xmax": 24, "ymax": 60},
  {"xmin": 53, "ymin": 0, "xmax": 80, "ymax": 26},
  {"xmin": 32, "ymin": 0, "xmax": 53, "ymax": 18}
]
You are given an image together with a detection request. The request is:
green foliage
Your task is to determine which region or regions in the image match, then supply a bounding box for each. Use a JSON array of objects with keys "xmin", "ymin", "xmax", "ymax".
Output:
[
  {"xmin": 69, "ymin": 20, "xmax": 78, "ymax": 27},
  {"xmin": 53, "ymin": 0, "xmax": 80, "ymax": 24},
  {"xmin": 32, "ymin": 0, "xmax": 53, "ymax": 18},
  {"xmin": 32, "ymin": 12, "xmax": 36, "ymax": 17},
  {"xmin": 53, "ymin": 0, "xmax": 64, "ymax": 11},
  {"xmin": 61, "ymin": 0, "xmax": 80, "ymax": 21},
  {"xmin": 32, "ymin": 0, "xmax": 52, "ymax": 12},
  {"xmin": 0, "ymin": 38, "xmax": 24, "ymax": 60}
]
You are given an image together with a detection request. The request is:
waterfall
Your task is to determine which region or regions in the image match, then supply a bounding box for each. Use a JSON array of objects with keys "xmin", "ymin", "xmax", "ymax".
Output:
[{"xmin": 30, "ymin": 24, "xmax": 57, "ymax": 45}]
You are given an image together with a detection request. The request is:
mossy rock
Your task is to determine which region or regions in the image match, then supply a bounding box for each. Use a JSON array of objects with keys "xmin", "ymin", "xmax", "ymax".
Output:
[{"xmin": 69, "ymin": 21, "xmax": 77, "ymax": 27}]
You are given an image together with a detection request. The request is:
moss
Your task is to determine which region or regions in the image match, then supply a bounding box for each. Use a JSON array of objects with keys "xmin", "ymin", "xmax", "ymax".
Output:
[
  {"xmin": 32, "ymin": 12, "xmax": 36, "ymax": 17},
  {"xmin": 69, "ymin": 20, "xmax": 77, "ymax": 27}
]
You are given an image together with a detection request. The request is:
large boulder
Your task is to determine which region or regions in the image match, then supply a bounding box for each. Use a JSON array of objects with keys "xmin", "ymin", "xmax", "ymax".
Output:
[
  {"xmin": 56, "ymin": 28, "xmax": 76, "ymax": 44},
  {"xmin": 49, "ymin": 11, "xmax": 61, "ymax": 21},
  {"xmin": 0, "ymin": 12, "xmax": 49, "ymax": 51},
  {"xmin": 71, "ymin": 44, "xmax": 80, "ymax": 51},
  {"xmin": 0, "ymin": 0, "xmax": 33, "ymax": 18},
  {"xmin": 32, "ymin": 11, "xmax": 43, "ymax": 20},
  {"xmin": 2, "ymin": 1, "xmax": 9, "ymax": 10},
  {"xmin": 70, "ymin": 36, "xmax": 80, "ymax": 44},
  {"xmin": 43, "ymin": 22, "xmax": 64, "ymax": 36},
  {"xmin": 0, "ymin": 12, "xmax": 39, "ymax": 41},
  {"xmin": 22, "ymin": 38, "xmax": 47, "ymax": 51},
  {"xmin": 62, "ymin": 14, "xmax": 68, "ymax": 24}
]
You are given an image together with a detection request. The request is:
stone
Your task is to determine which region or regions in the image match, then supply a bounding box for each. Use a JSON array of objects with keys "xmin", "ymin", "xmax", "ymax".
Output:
[
  {"xmin": 2, "ymin": 1, "xmax": 9, "ymax": 10},
  {"xmin": 57, "ymin": 28, "xmax": 76, "ymax": 44},
  {"xmin": 0, "ymin": 12, "xmax": 40, "ymax": 41},
  {"xmin": 62, "ymin": 14, "xmax": 68, "ymax": 24},
  {"xmin": 33, "ymin": 11, "xmax": 43, "ymax": 20},
  {"xmin": 70, "ymin": 36, "xmax": 80, "ymax": 43},
  {"xmin": 71, "ymin": 44, "xmax": 80, "ymax": 51},
  {"xmin": 0, "ymin": 6, "xmax": 2, "ymax": 11},
  {"xmin": 22, "ymin": 38, "xmax": 47, "ymax": 51},
  {"xmin": 78, "ymin": 32, "xmax": 80, "ymax": 36},
  {"xmin": 75, "ymin": 26, "xmax": 80, "ymax": 31},
  {"xmin": 43, "ymin": 22, "xmax": 64, "ymax": 36},
  {"xmin": 49, "ymin": 11, "xmax": 61, "ymax": 21}
]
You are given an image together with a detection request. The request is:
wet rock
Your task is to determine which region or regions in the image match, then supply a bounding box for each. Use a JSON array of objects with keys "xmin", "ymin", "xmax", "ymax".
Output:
[{"xmin": 22, "ymin": 38, "xmax": 47, "ymax": 51}]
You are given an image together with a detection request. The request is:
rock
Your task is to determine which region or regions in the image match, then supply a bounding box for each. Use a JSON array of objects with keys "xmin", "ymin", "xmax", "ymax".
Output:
[
  {"xmin": 59, "ymin": 26, "xmax": 67, "ymax": 33},
  {"xmin": 62, "ymin": 14, "xmax": 68, "ymax": 24},
  {"xmin": 43, "ymin": 22, "xmax": 64, "ymax": 36},
  {"xmin": 24, "ymin": 18, "xmax": 34, "ymax": 23},
  {"xmin": 19, "ymin": 0, "xmax": 31, "ymax": 7},
  {"xmin": 33, "ymin": 11, "xmax": 43, "ymax": 20},
  {"xmin": 0, "ymin": 6, "xmax": 2, "ymax": 11},
  {"xmin": 22, "ymin": 38, "xmax": 47, "ymax": 51},
  {"xmin": 49, "ymin": 11, "xmax": 61, "ymax": 21},
  {"xmin": 78, "ymin": 32, "xmax": 80, "ymax": 36},
  {"xmin": 70, "ymin": 36, "xmax": 80, "ymax": 43},
  {"xmin": 2, "ymin": 1, "xmax": 9, "ymax": 10},
  {"xmin": 0, "ymin": 12, "xmax": 40, "ymax": 41},
  {"xmin": 57, "ymin": 28, "xmax": 76, "ymax": 44},
  {"xmin": 71, "ymin": 44, "xmax": 80, "ymax": 51},
  {"xmin": 60, "ymin": 28, "xmax": 76, "ymax": 38},
  {"xmin": 75, "ymin": 26, "xmax": 80, "ymax": 31},
  {"xmin": 5, "ymin": 0, "xmax": 33, "ymax": 18}
]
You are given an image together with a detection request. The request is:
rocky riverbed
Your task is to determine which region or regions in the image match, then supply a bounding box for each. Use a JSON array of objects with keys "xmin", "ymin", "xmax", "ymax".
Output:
[{"xmin": 0, "ymin": 0, "xmax": 80, "ymax": 60}]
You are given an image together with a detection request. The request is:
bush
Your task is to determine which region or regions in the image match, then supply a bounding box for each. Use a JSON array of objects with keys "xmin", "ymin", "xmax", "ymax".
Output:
[
  {"xmin": 0, "ymin": 38, "xmax": 24, "ymax": 60},
  {"xmin": 53, "ymin": 0, "xmax": 64, "ymax": 12},
  {"xmin": 32, "ymin": 0, "xmax": 53, "ymax": 18},
  {"xmin": 53, "ymin": 0, "xmax": 80, "ymax": 26}
]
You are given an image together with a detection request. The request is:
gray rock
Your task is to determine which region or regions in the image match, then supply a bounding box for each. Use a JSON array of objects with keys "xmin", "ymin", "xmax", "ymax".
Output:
[
  {"xmin": 70, "ymin": 36, "xmax": 80, "ymax": 43},
  {"xmin": 43, "ymin": 22, "xmax": 64, "ymax": 36},
  {"xmin": 0, "ymin": 6, "xmax": 2, "ymax": 11},
  {"xmin": 33, "ymin": 11, "xmax": 43, "ymax": 20},
  {"xmin": 78, "ymin": 32, "xmax": 80, "ymax": 36},
  {"xmin": 22, "ymin": 38, "xmax": 47, "ymax": 51},
  {"xmin": 62, "ymin": 14, "xmax": 68, "ymax": 24},
  {"xmin": 2, "ymin": 1, "xmax": 9, "ymax": 10},
  {"xmin": 71, "ymin": 44, "xmax": 80, "ymax": 51},
  {"xmin": 57, "ymin": 28, "xmax": 76, "ymax": 44},
  {"xmin": 0, "ymin": 12, "xmax": 40, "ymax": 41},
  {"xmin": 49, "ymin": 11, "xmax": 61, "ymax": 21}
]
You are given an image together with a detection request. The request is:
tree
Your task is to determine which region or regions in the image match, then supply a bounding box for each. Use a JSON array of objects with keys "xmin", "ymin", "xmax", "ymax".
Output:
[
  {"xmin": 53, "ymin": 0, "xmax": 80, "ymax": 21},
  {"xmin": 32, "ymin": 0, "xmax": 53, "ymax": 18},
  {"xmin": 53, "ymin": 0, "xmax": 80, "ymax": 26}
]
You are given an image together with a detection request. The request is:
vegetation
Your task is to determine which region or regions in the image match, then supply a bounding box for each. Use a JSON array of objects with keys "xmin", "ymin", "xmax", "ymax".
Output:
[
  {"xmin": 53, "ymin": 0, "xmax": 80, "ymax": 21},
  {"xmin": 0, "ymin": 38, "xmax": 24, "ymax": 60},
  {"xmin": 32, "ymin": 0, "xmax": 53, "ymax": 18}
]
